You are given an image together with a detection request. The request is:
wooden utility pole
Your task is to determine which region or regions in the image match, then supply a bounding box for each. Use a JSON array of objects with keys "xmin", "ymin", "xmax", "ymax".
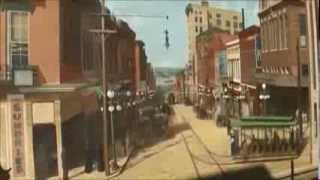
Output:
[
  {"xmin": 296, "ymin": 38, "xmax": 303, "ymax": 145},
  {"xmin": 100, "ymin": 0, "xmax": 110, "ymax": 175},
  {"xmin": 89, "ymin": 0, "xmax": 115, "ymax": 175}
]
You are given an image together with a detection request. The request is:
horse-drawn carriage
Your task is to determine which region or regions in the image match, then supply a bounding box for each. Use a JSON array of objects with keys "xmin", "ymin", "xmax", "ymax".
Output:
[{"xmin": 230, "ymin": 116, "xmax": 300, "ymax": 158}]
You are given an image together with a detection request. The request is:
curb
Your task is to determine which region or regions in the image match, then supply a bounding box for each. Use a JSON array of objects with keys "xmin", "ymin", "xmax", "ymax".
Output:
[{"xmin": 70, "ymin": 145, "xmax": 139, "ymax": 180}]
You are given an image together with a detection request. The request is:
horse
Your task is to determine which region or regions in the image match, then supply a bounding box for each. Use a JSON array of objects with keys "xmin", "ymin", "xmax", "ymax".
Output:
[{"xmin": 0, "ymin": 165, "xmax": 11, "ymax": 180}]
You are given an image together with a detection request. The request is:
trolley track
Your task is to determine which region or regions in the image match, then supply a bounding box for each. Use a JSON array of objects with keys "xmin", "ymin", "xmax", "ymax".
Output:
[{"xmin": 180, "ymin": 115, "xmax": 225, "ymax": 179}]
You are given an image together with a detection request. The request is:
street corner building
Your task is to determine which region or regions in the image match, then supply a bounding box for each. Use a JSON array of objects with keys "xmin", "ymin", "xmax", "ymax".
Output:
[
  {"xmin": 0, "ymin": 0, "xmax": 145, "ymax": 179},
  {"xmin": 256, "ymin": 0, "xmax": 319, "ymax": 165}
]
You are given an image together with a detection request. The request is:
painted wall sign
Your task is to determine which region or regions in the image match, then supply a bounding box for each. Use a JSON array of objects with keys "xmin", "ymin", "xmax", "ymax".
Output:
[{"xmin": 8, "ymin": 95, "xmax": 26, "ymax": 177}]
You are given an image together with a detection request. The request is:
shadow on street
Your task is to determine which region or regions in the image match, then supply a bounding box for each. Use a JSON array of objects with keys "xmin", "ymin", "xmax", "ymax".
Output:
[{"xmin": 200, "ymin": 165, "xmax": 274, "ymax": 180}]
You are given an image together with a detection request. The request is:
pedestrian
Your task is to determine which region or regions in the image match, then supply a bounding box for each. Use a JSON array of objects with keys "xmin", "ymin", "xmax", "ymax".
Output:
[{"xmin": 230, "ymin": 132, "xmax": 235, "ymax": 156}]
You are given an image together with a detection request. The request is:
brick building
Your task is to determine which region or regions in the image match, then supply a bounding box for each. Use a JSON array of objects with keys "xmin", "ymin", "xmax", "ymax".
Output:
[
  {"xmin": 0, "ymin": 0, "xmax": 101, "ymax": 179},
  {"xmin": 146, "ymin": 62, "xmax": 156, "ymax": 93},
  {"xmin": 174, "ymin": 71, "xmax": 185, "ymax": 103},
  {"xmin": 0, "ymin": 0, "xmax": 138, "ymax": 179},
  {"xmin": 256, "ymin": 0, "xmax": 309, "ymax": 116},
  {"xmin": 238, "ymin": 25, "xmax": 261, "ymax": 115},
  {"xmin": 185, "ymin": 0, "xmax": 242, "ymax": 103},
  {"xmin": 196, "ymin": 29, "xmax": 236, "ymax": 117},
  {"xmin": 134, "ymin": 40, "xmax": 148, "ymax": 94}
]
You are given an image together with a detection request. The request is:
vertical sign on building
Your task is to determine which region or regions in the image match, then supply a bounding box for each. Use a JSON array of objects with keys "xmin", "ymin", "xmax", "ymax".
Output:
[{"xmin": 8, "ymin": 95, "xmax": 26, "ymax": 177}]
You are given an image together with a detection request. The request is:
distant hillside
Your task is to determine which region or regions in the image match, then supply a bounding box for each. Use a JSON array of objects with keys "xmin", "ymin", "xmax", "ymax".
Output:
[
  {"xmin": 154, "ymin": 67, "xmax": 183, "ymax": 87},
  {"xmin": 154, "ymin": 67, "xmax": 183, "ymax": 79}
]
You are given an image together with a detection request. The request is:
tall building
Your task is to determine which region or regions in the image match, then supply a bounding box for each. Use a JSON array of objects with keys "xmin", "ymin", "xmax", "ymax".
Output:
[{"xmin": 185, "ymin": 0, "xmax": 242, "ymax": 102}]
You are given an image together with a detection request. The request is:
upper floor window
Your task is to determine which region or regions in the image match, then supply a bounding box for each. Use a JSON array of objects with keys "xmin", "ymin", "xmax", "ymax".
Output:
[
  {"xmin": 8, "ymin": 11, "xmax": 29, "ymax": 68},
  {"xmin": 216, "ymin": 13, "xmax": 221, "ymax": 18},
  {"xmin": 299, "ymin": 14, "xmax": 306, "ymax": 36},
  {"xmin": 302, "ymin": 64, "xmax": 309, "ymax": 76},
  {"xmin": 199, "ymin": 17, "xmax": 202, "ymax": 23},
  {"xmin": 216, "ymin": 19, "xmax": 221, "ymax": 26},
  {"xmin": 233, "ymin": 16, "xmax": 238, "ymax": 20},
  {"xmin": 195, "ymin": 17, "xmax": 198, "ymax": 22},
  {"xmin": 226, "ymin": 20, "xmax": 230, "ymax": 27},
  {"xmin": 195, "ymin": 26, "xmax": 198, "ymax": 33},
  {"xmin": 233, "ymin": 22, "xmax": 238, "ymax": 29},
  {"xmin": 200, "ymin": 27, "xmax": 203, "ymax": 33}
]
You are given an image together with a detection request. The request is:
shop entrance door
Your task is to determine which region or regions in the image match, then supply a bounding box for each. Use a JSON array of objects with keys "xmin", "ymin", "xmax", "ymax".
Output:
[{"xmin": 33, "ymin": 124, "xmax": 58, "ymax": 179}]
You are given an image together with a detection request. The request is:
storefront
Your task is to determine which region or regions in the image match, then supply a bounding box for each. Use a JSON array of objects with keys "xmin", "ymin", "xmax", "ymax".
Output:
[{"xmin": 0, "ymin": 84, "xmax": 99, "ymax": 179}]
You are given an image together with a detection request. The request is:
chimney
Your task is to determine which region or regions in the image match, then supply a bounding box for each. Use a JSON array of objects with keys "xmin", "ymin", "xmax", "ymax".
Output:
[{"xmin": 241, "ymin": 8, "xmax": 245, "ymax": 30}]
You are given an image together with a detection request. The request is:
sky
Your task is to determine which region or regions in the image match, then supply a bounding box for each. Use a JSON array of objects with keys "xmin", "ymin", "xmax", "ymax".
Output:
[{"xmin": 107, "ymin": 0, "xmax": 259, "ymax": 68}]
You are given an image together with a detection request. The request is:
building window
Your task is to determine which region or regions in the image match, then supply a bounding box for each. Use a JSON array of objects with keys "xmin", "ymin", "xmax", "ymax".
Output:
[
  {"xmin": 8, "ymin": 11, "xmax": 29, "ymax": 68},
  {"xmin": 272, "ymin": 19, "xmax": 276, "ymax": 50},
  {"xmin": 299, "ymin": 14, "xmax": 307, "ymax": 36},
  {"xmin": 216, "ymin": 19, "xmax": 221, "ymax": 26},
  {"xmin": 216, "ymin": 13, "xmax": 221, "ymax": 18},
  {"xmin": 199, "ymin": 17, "xmax": 202, "ymax": 23},
  {"xmin": 279, "ymin": 17, "xmax": 283, "ymax": 49},
  {"xmin": 274, "ymin": 19, "xmax": 279, "ymax": 50},
  {"xmin": 226, "ymin": 20, "xmax": 230, "ymax": 27},
  {"xmin": 233, "ymin": 22, "xmax": 238, "ymax": 29},
  {"xmin": 302, "ymin": 64, "xmax": 309, "ymax": 76},
  {"xmin": 268, "ymin": 20, "xmax": 272, "ymax": 50},
  {"xmin": 200, "ymin": 27, "xmax": 203, "ymax": 33},
  {"xmin": 195, "ymin": 17, "xmax": 198, "ymax": 22},
  {"xmin": 208, "ymin": 13, "xmax": 212, "ymax": 19},
  {"xmin": 233, "ymin": 16, "xmax": 238, "ymax": 20},
  {"xmin": 283, "ymin": 14, "xmax": 288, "ymax": 48},
  {"xmin": 261, "ymin": 23, "xmax": 264, "ymax": 51},
  {"xmin": 195, "ymin": 26, "xmax": 198, "ymax": 33}
]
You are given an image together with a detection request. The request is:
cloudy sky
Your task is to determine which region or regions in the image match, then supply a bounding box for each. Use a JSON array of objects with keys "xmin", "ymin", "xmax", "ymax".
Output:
[{"xmin": 107, "ymin": 0, "xmax": 259, "ymax": 68}]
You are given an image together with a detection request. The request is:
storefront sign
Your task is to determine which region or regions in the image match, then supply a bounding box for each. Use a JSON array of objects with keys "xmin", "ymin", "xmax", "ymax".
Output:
[
  {"xmin": 32, "ymin": 102, "xmax": 54, "ymax": 124},
  {"xmin": 8, "ymin": 95, "xmax": 26, "ymax": 177}
]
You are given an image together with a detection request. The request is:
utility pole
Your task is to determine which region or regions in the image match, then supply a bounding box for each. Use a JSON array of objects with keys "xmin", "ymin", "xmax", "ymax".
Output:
[
  {"xmin": 89, "ymin": 0, "xmax": 116, "ymax": 175},
  {"xmin": 296, "ymin": 38, "xmax": 303, "ymax": 148},
  {"xmin": 182, "ymin": 70, "xmax": 186, "ymax": 103},
  {"xmin": 101, "ymin": 0, "xmax": 109, "ymax": 175}
]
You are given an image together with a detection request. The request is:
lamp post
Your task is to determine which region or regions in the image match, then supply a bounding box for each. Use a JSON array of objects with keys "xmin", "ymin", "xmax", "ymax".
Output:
[
  {"xmin": 223, "ymin": 87, "xmax": 230, "ymax": 116},
  {"xmin": 107, "ymin": 89, "xmax": 120, "ymax": 171},
  {"xmin": 237, "ymin": 86, "xmax": 246, "ymax": 117},
  {"xmin": 259, "ymin": 83, "xmax": 270, "ymax": 115}
]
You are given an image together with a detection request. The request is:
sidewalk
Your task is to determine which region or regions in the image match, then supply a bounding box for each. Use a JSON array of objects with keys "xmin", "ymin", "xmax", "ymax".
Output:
[{"xmin": 174, "ymin": 104, "xmax": 316, "ymax": 178}]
